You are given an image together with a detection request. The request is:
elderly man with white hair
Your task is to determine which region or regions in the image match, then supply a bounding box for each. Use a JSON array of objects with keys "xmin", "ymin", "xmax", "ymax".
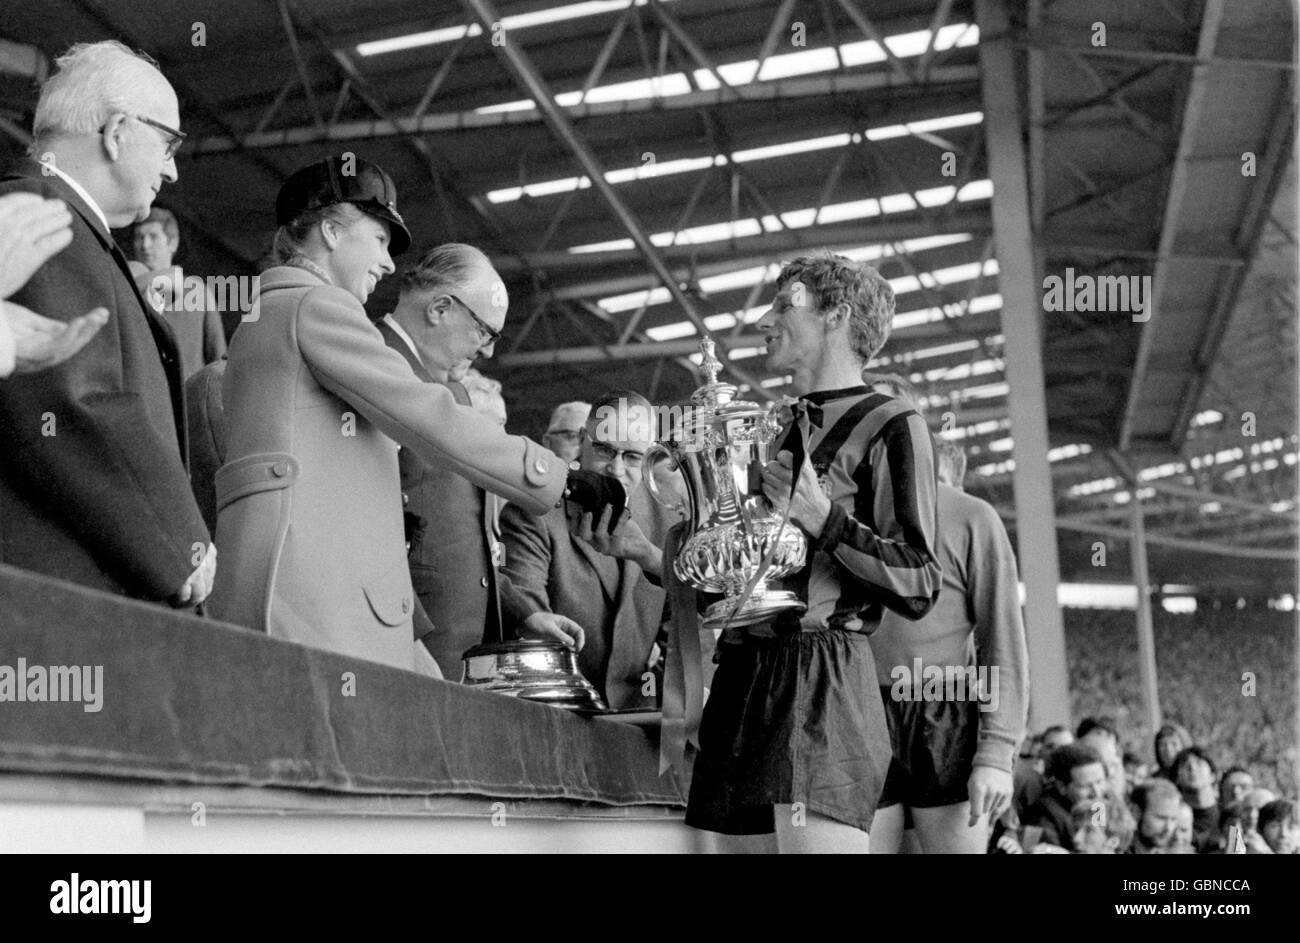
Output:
[
  {"xmin": 0, "ymin": 40, "xmax": 215, "ymax": 608},
  {"xmin": 542, "ymin": 401, "xmax": 592, "ymax": 465}
]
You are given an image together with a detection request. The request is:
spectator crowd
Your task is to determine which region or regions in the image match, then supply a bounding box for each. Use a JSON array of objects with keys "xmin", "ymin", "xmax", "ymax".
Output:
[{"xmin": 996, "ymin": 711, "xmax": 1298, "ymax": 854}]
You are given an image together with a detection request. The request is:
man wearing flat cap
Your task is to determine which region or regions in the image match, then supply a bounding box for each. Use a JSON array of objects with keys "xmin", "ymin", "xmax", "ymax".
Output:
[{"xmin": 211, "ymin": 155, "xmax": 609, "ymax": 677}]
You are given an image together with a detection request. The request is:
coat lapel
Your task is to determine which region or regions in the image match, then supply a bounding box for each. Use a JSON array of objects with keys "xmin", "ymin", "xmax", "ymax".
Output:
[
  {"xmin": 28, "ymin": 165, "xmax": 172, "ymax": 347},
  {"xmin": 375, "ymin": 318, "xmax": 436, "ymax": 383},
  {"xmin": 611, "ymin": 559, "xmax": 641, "ymax": 639}
]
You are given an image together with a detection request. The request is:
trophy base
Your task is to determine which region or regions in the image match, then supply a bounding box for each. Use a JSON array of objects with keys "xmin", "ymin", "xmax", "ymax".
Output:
[
  {"xmin": 462, "ymin": 639, "xmax": 608, "ymax": 711},
  {"xmin": 703, "ymin": 591, "xmax": 807, "ymax": 631}
]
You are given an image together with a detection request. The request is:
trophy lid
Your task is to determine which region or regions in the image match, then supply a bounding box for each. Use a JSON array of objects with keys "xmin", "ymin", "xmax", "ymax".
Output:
[{"xmin": 691, "ymin": 337, "xmax": 758, "ymax": 413}]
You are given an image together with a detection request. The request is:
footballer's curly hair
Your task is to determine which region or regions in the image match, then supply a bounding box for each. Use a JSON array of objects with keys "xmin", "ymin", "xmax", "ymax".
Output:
[{"xmin": 775, "ymin": 253, "xmax": 895, "ymax": 363}]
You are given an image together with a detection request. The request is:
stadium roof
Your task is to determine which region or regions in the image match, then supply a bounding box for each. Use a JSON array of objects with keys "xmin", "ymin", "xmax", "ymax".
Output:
[{"xmin": 0, "ymin": 0, "xmax": 1294, "ymax": 594}]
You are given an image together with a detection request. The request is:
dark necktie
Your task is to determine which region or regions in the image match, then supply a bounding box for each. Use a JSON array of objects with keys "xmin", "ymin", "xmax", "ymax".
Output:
[{"xmin": 796, "ymin": 398, "xmax": 825, "ymax": 429}]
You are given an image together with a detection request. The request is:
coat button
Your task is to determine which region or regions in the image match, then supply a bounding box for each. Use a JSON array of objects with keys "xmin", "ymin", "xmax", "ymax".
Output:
[
  {"xmin": 533, "ymin": 458, "xmax": 548, "ymax": 474},
  {"xmin": 401, "ymin": 596, "xmax": 411, "ymax": 614},
  {"xmin": 480, "ymin": 577, "xmax": 489, "ymax": 588},
  {"xmin": 271, "ymin": 461, "xmax": 289, "ymax": 477}
]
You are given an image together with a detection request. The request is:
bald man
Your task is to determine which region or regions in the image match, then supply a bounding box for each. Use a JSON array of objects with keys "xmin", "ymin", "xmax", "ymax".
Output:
[{"xmin": 376, "ymin": 243, "xmax": 515, "ymax": 677}]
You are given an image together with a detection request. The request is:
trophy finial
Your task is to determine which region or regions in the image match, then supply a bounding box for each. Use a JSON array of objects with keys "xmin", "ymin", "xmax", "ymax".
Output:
[{"xmin": 700, "ymin": 336, "xmax": 722, "ymax": 385}]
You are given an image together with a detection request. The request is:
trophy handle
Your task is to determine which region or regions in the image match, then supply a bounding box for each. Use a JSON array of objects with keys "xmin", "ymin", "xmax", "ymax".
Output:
[{"xmin": 644, "ymin": 443, "xmax": 688, "ymax": 518}]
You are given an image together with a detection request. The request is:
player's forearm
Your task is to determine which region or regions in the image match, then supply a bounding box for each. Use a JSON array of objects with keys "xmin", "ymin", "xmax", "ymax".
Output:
[
  {"xmin": 971, "ymin": 529, "xmax": 1030, "ymax": 775},
  {"xmin": 972, "ymin": 635, "xmax": 1028, "ymax": 775},
  {"xmin": 814, "ymin": 503, "xmax": 942, "ymax": 618}
]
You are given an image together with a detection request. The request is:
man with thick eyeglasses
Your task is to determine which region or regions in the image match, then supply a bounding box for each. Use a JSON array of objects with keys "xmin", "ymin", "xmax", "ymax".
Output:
[
  {"xmin": 0, "ymin": 40, "xmax": 215, "ymax": 609},
  {"xmin": 499, "ymin": 389, "xmax": 669, "ymax": 709},
  {"xmin": 446, "ymin": 292, "xmax": 503, "ymax": 346},
  {"xmin": 586, "ymin": 435, "xmax": 646, "ymax": 469},
  {"xmin": 100, "ymin": 114, "xmax": 186, "ymax": 160},
  {"xmin": 541, "ymin": 401, "xmax": 592, "ymax": 465}
]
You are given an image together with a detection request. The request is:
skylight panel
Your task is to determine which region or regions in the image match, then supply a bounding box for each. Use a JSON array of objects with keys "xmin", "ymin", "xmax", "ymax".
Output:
[{"xmin": 358, "ymin": 1, "xmax": 674, "ymax": 57}]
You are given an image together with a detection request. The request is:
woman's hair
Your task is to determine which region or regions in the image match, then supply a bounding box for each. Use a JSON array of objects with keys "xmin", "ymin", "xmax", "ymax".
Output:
[
  {"xmin": 1169, "ymin": 745, "xmax": 1216, "ymax": 783},
  {"xmin": 136, "ymin": 206, "xmax": 179, "ymax": 241},
  {"xmin": 462, "ymin": 369, "xmax": 506, "ymax": 424},
  {"xmin": 1153, "ymin": 722, "xmax": 1193, "ymax": 771},
  {"xmin": 271, "ymin": 202, "xmax": 367, "ymax": 264},
  {"xmin": 462, "ymin": 368, "xmax": 503, "ymax": 403}
]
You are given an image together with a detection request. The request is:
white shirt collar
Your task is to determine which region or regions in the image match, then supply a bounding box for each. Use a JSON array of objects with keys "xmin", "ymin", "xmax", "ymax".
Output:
[
  {"xmin": 382, "ymin": 314, "xmax": 424, "ymax": 367},
  {"xmin": 46, "ymin": 164, "xmax": 110, "ymax": 235}
]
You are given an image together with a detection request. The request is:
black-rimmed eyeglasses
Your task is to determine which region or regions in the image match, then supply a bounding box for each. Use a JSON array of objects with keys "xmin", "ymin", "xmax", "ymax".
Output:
[
  {"xmin": 578, "ymin": 428, "xmax": 645, "ymax": 469},
  {"xmin": 446, "ymin": 293, "xmax": 503, "ymax": 346},
  {"xmin": 101, "ymin": 114, "xmax": 187, "ymax": 159}
]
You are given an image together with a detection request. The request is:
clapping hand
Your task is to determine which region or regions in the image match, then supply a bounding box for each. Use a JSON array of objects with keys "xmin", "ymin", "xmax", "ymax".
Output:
[
  {"xmin": 3, "ymin": 301, "xmax": 108, "ymax": 375},
  {"xmin": 0, "ymin": 193, "xmax": 74, "ymax": 297},
  {"xmin": 0, "ymin": 193, "xmax": 108, "ymax": 375}
]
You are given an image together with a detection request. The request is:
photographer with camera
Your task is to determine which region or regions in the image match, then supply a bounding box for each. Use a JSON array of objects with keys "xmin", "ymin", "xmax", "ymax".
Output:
[{"xmin": 500, "ymin": 390, "xmax": 667, "ymax": 709}]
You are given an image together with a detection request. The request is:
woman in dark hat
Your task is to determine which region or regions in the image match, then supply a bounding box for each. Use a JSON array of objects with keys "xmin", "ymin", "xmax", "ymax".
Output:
[{"xmin": 209, "ymin": 156, "xmax": 577, "ymax": 676}]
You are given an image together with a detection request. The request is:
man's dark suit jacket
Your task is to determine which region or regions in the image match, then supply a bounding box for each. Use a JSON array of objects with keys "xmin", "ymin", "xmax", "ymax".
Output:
[
  {"xmin": 0, "ymin": 160, "xmax": 209, "ymax": 601},
  {"xmin": 376, "ymin": 318, "xmax": 502, "ymax": 678},
  {"xmin": 499, "ymin": 495, "xmax": 667, "ymax": 710}
]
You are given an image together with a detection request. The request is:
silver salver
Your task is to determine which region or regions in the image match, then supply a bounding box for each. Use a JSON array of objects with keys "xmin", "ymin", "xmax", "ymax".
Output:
[{"xmin": 461, "ymin": 638, "xmax": 607, "ymax": 711}]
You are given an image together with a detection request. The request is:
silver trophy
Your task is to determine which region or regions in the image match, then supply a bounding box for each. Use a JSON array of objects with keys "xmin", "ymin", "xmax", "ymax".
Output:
[
  {"xmin": 461, "ymin": 638, "xmax": 607, "ymax": 711},
  {"xmin": 646, "ymin": 338, "xmax": 807, "ymax": 630}
]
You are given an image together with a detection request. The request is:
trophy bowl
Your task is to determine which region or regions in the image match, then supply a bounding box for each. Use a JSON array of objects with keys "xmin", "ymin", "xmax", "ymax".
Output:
[
  {"xmin": 676, "ymin": 518, "xmax": 807, "ymax": 629},
  {"xmin": 461, "ymin": 638, "xmax": 607, "ymax": 711}
]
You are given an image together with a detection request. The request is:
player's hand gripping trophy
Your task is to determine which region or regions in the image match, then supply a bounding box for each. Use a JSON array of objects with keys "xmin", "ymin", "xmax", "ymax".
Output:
[{"xmin": 646, "ymin": 338, "xmax": 806, "ymax": 629}]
